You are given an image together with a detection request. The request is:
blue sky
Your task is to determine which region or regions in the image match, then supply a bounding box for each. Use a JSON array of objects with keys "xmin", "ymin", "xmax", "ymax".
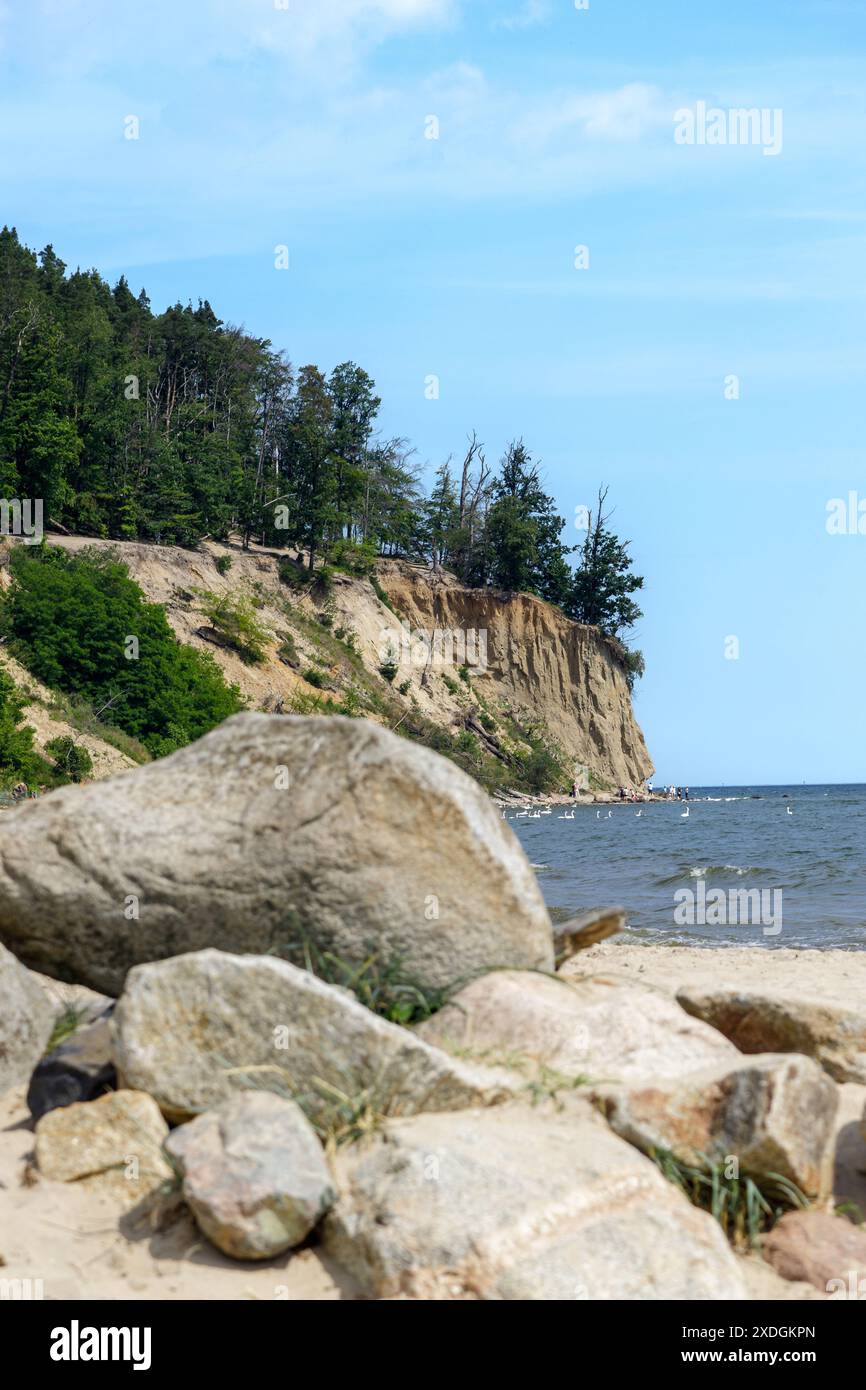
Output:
[{"xmin": 2, "ymin": 0, "xmax": 865, "ymax": 784}]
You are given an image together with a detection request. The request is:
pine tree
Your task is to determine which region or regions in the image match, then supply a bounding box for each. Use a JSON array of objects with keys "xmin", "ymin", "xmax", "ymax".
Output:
[{"xmin": 568, "ymin": 487, "xmax": 644, "ymax": 637}]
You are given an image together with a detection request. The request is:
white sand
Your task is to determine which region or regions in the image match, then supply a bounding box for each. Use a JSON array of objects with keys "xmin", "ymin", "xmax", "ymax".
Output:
[{"xmin": 561, "ymin": 937, "xmax": 866, "ymax": 1008}]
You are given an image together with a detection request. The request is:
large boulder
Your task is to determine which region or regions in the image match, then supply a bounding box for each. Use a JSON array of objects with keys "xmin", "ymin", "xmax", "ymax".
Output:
[
  {"xmin": 0, "ymin": 942, "xmax": 53, "ymax": 1098},
  {"xmin": 0, "ymin": 714, "xmax": 553, "ymax": 996},
  {"xmin": 677, "ymin": 986, "xmax": 866, "ymax": 1084},
  {"xmin": 35, "ymin": 1089, "xmax": 172, "ymax": 1204},
  {"xmin": 113, "ymin": 949, "xmax": 519, "ymax": 1124},
  {"xmin": 601, "ymin": 1053, "xmax": 838, "ymax": 1199},
  {"xmin": 415, "ymin": 969, "xmax": 737, "ymax": 1084},
  {"xmin": 323, "ymin": 1102, "xmax": 747, "ymax": 1299},
  {"xmin": 165, "ymin": 1091, "xmax": 336, "ymax": 1260}
]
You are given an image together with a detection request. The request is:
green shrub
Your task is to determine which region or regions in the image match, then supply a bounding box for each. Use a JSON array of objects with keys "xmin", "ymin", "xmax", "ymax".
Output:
[
  {"xmin": 621, "ymin": 647, "xmax": 645, "ymax": 693},
  {"xmin": 397, "ymin": 679, "xmax": 411, "ymax": 696},
  {"xmin": 334, "ymin": 625, "xmax": 358, "ymax": 652},
  {"xmin": 276, "ymin": 934, "xmax": 446, "ymax": 1026},
  {"xmin": 45, "ymin": 734, "xmax": 93, "ymax": 782},
  {"xmin": 341, "ymin": 686, "xmax": 362, "ymax": 717},
  {"xmin": 379, "ymin": 657, "xmax": 399, "ymax": 684},
  {"xmin": 45, "ymin": 692, "xmax": 150, "ymax": 764},
  {"xmin": 214, "ymin": 554, "xmax": 232, "ymax": 576},
  {"xmin": 329, "ymin": 539, "xmax": 377, "ymax": 576},
  {"xmin": 0, "ymin": 667, "xmax": 53, "ymax": 790},
  {"xmin": 2, "ymin": 546, "xmax": 244, "ymax": 758},
  {"xmin": 278, "ymin": 556, "xmax": 312, "ymax": 590},
  {"xmin": 370, "ymin": 576, "xmax": 396, "ymax": 614},
  {"xmin": 196, "ymin": 590, "xmax": 268, "ymax": 664},
  {"xmin": 455, "ymin": 729, "xmax": 480, "ymax": 762}
]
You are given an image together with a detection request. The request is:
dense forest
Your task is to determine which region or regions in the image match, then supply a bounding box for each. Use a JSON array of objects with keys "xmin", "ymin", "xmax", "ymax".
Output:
[{"xmin": 0, "ymin": 228, "xmax": 644, "ymax": 653}]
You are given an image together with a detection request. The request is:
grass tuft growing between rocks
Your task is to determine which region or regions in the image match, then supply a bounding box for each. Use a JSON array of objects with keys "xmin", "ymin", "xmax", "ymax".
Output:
[
  {"xmin": 651, "ymin": 1148, "xmax": 810, "ymax": 1248},
  {"xmin": 450, "ymin": 1043, "xmax": 592, "ymax": 1106},
  {"xmin": 274, "ymin": 935, "xmax": 447, "ymax": 1025},
  {"xmin": 219, "ymin": 1066, "xmax": 387, "ymax": 1152},
  {"xmin": 44, "ymin": 1003, "xmax": 89, "ymax": 1054}
]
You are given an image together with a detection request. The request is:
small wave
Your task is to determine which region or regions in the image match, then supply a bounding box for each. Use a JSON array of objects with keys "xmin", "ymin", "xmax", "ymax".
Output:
[{"xmin": 654, "ymin": 863, "xmax": 774, "ymax": 886}]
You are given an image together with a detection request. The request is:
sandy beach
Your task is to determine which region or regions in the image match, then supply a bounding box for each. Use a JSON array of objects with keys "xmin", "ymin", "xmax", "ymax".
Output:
[{"xmin": 561, "ymin": 938, "xmax": 866, "ymax": 1005}]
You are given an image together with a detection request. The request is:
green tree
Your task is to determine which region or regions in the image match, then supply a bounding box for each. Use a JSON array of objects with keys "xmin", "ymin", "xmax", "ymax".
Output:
[
  {"xmin": 568, "ymin": 487, "xmax": 644, "ymax": 638},
  {"xmin": 425, "ymin": 461, "xmax": 460, "ymax": 569},
  {"xmin": 484, "ymin": 440, "xmax": 573, "ymax": 597},
  {"xmin": 284, "ymin": 365, "xmax": 337, "ymax": 570}
]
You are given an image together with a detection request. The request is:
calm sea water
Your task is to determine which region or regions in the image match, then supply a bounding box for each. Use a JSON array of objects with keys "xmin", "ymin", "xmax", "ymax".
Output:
[{"xmin": 508, "ymin": 785, "xmax": 866, "ymax": 950}]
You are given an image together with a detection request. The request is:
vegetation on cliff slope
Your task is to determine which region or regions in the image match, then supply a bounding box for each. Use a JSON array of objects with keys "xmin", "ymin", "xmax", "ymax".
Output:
[
  {"xmin": 0, "ymin": 229, "xmax": 644, "ymax": 662},
  {"xmin": 0, "ymin": 545, "xmax": 244, "ymax": 760}
]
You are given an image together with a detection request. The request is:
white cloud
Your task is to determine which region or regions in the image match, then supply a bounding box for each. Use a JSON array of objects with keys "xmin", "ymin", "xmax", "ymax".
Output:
[
  {"xmin": 3, "ymin": 0, "xmax": 459, "ymax": 80},
  {"xmin": 494, "ymin": 0, "xmax": 551, "ymax": 31},
  {"xmin": 513, "ymin": 84, "xmax": 671, "ymax": 148}
]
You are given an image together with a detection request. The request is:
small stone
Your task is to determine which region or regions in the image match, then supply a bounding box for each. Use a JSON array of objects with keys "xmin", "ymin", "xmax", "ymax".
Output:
[
  {"xmin": 165, "ymin": 1091, "xmax": 336, "ymax": 1260},
  {"xmin": 35, "ymin": 1089, "xmax": 172, "ymax": 1202}
]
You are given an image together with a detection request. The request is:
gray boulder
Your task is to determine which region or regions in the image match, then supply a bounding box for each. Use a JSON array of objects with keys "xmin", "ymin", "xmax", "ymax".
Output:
[
  {"xmin": 0, "ymin": 713, "xmax": 553, "ymax": 996},
  {"xmin": 0, "ymin": 942, "xmax": 53, "ymax": 1098},
  {"xmin": 323, "ymin": 1102, "xmax": 747, "ymax": 1299},
  {"xmin": 113, "ymin": 949, "xmax": 518, "ymax": 1123},
  {"xmin": 165, "ymin": 1091, "xmax": 336, "ymax": 1260}
]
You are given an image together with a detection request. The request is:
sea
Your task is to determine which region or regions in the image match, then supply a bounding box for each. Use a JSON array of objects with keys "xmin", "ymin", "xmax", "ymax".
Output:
[{"xmin": 508, "ymin": 784, "xmax": 866, "ymax": 950}]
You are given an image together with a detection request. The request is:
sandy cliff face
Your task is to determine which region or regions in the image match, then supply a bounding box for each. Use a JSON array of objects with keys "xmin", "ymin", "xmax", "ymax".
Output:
[
  {"xmin": 3, "ymin": 537, "xmax": 653, "ymax": 790},
  {"xmin": 374, "ymin": 562, "xmax": 654, "ymax": 789}
]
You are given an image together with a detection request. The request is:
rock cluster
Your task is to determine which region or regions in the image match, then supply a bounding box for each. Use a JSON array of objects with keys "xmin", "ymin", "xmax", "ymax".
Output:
[{"xmin": 0, "ymin": 715, "xmax": 861, "ymax": 1296}]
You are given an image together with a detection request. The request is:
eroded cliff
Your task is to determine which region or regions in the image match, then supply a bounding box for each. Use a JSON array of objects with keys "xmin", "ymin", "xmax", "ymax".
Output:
[{"xmin": 2, "ymin": 537, "xmax": 653, "ymax": 792}]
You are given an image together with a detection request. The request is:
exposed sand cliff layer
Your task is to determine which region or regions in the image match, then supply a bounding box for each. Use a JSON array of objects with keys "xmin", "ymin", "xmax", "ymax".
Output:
[
  {"xmin": 374, "ymin": 560, "xmax": 653, "ymax": 788},
  {"xmin": 2, "ymin": 536, "xmax": 653, "ymax": 790}
]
